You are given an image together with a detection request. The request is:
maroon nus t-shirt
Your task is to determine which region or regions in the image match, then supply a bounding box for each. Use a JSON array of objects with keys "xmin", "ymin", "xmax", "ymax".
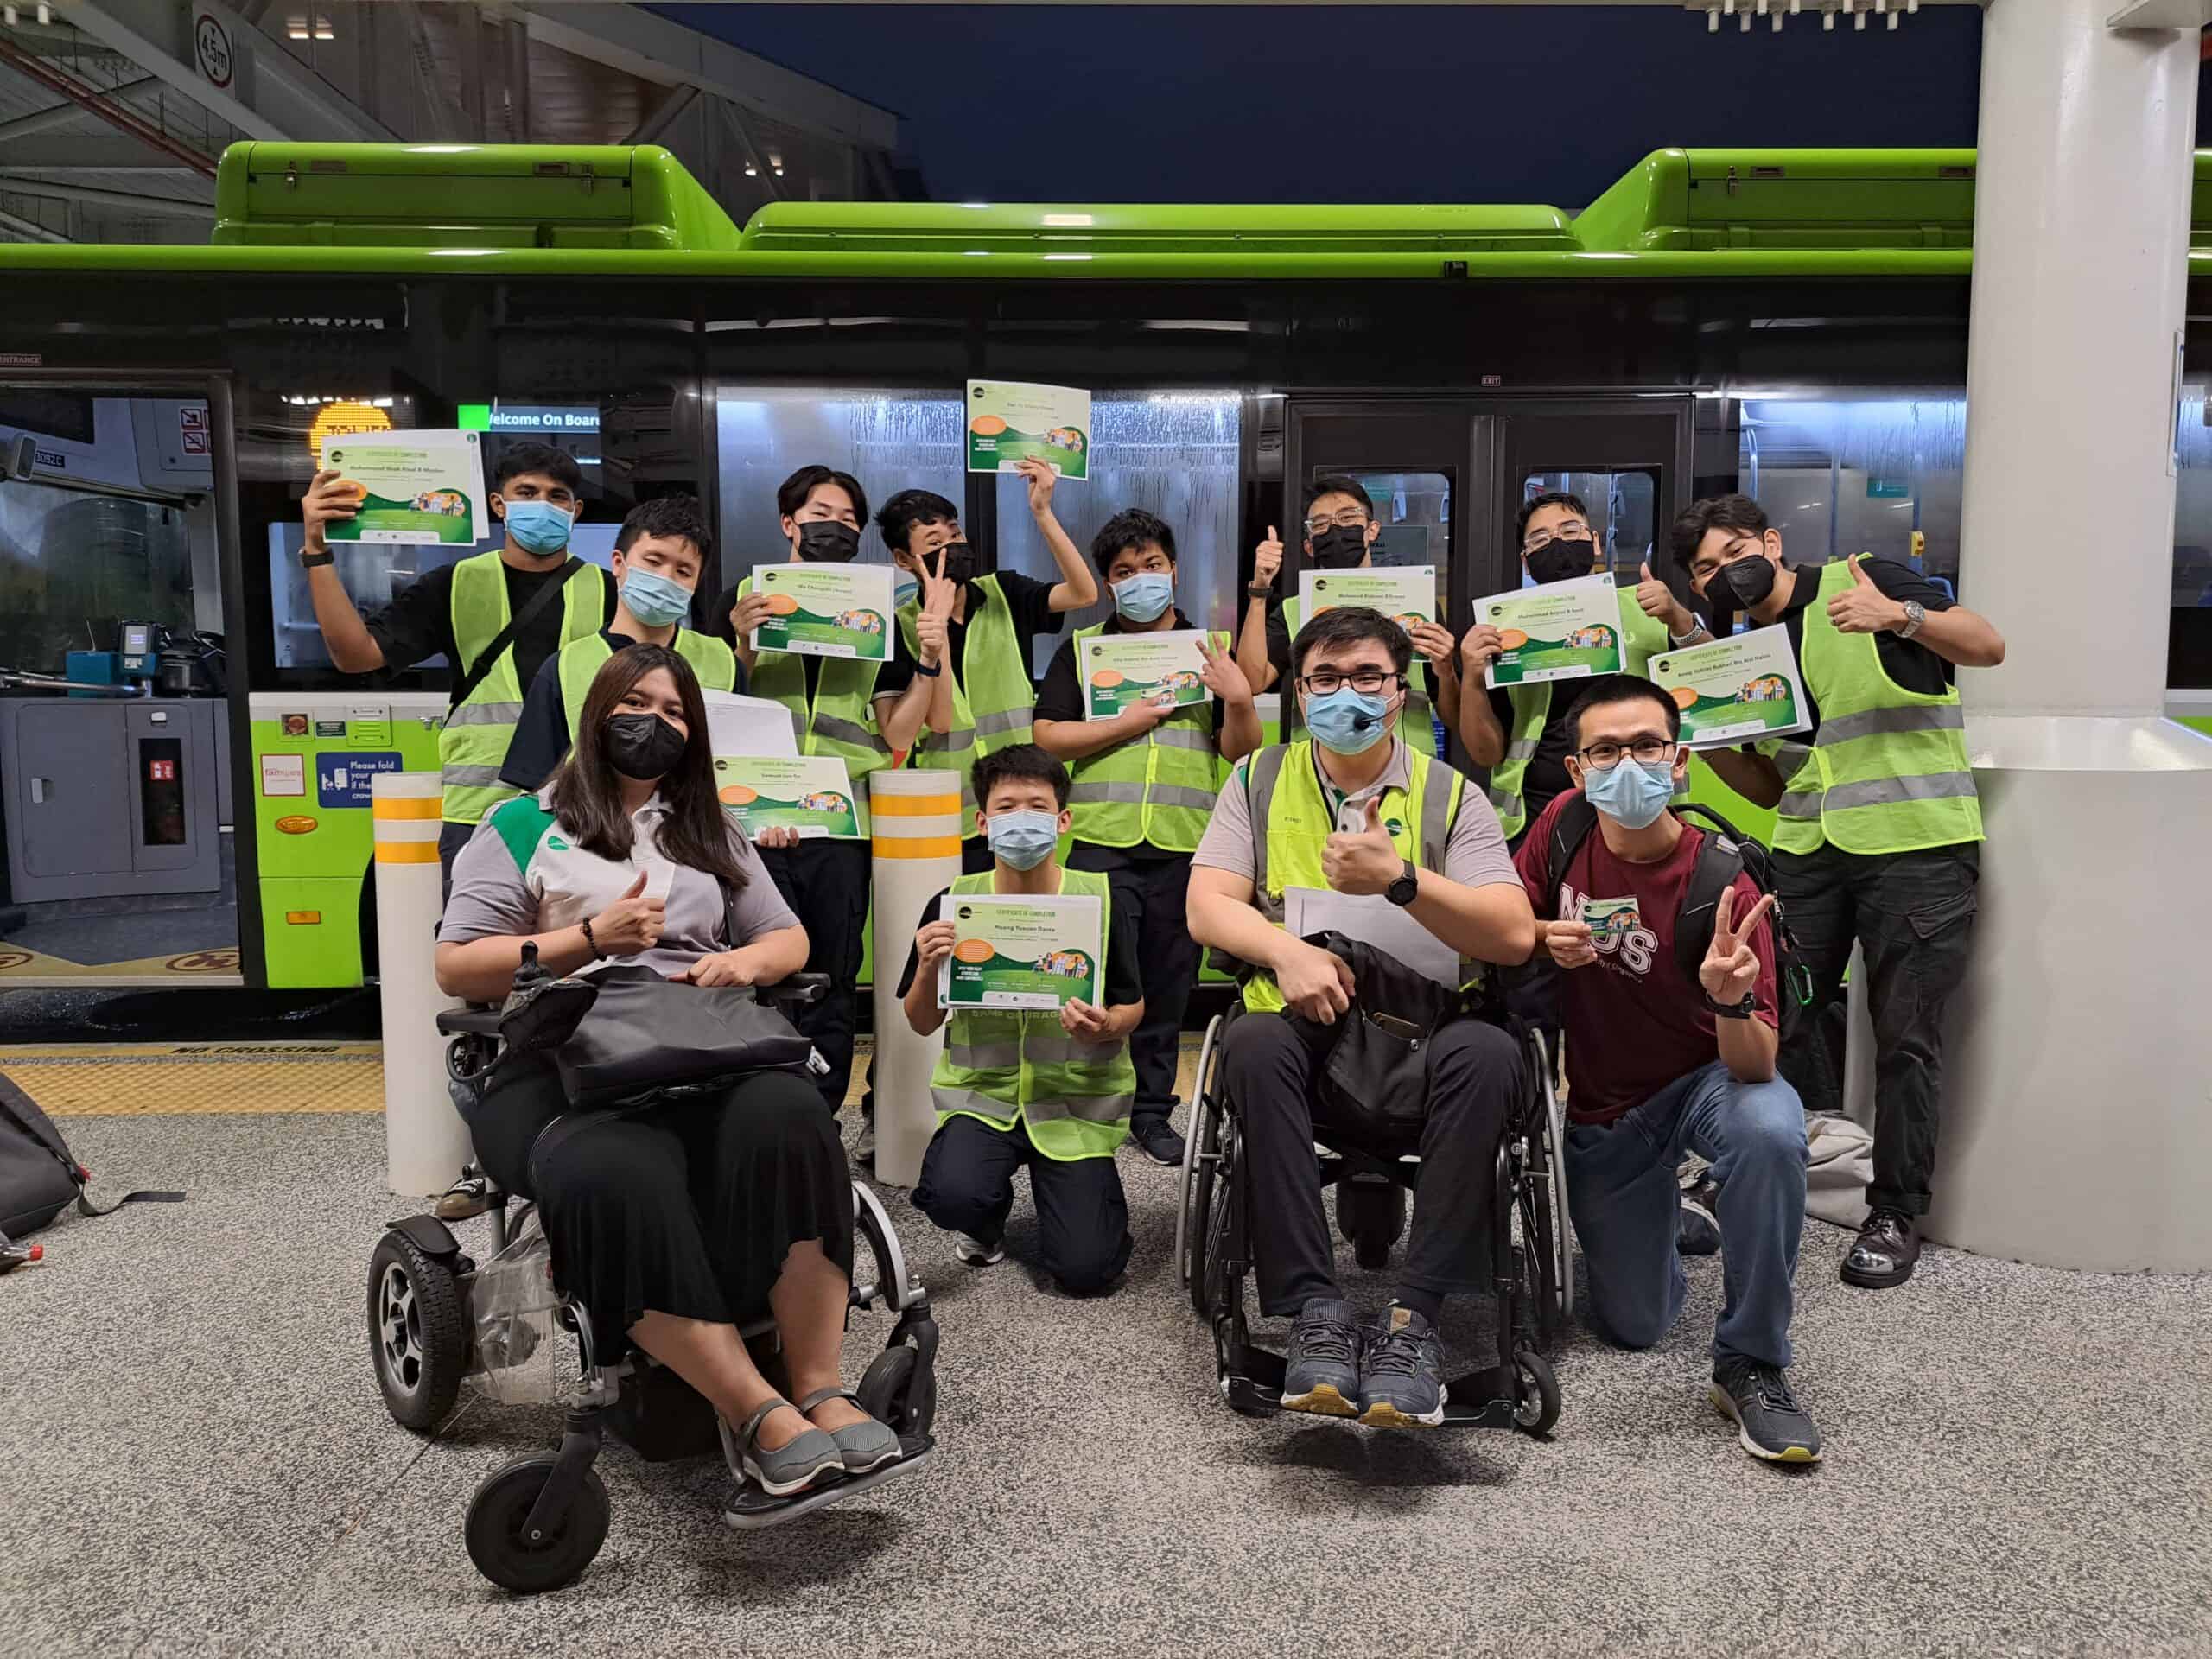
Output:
[{"xmin": 1513, "ymin": 792, "xmax": 1779, "ymax": 1127}]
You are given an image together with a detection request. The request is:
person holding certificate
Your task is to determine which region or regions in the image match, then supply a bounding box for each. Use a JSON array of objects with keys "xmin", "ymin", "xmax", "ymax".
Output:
[
  {"xmin": 1185, "ymin": 607, "xmax": 1534, "ymax": 1428},
  {"xmin": 878, "ymin": 457, "xmax": 1100, "ymax": 870},
  {"xmin": 1033, "ymin": 509, "xmax": 1263, "ymax": 1169},
  {"xmin": 499, "ymin": 495, "xmax": 738, "ymax": 792},
  {"xmin": 707, "ymin": 463, "xmax": 950, "ymax": 1120},
  {"xmin": 899, "ymin": 745, "xmax": 1145, "ymax": 1295},
  {"xmin": 1672, "ymin": 493, "xmax": 2004, "ymax": 1293},
  {"xmin": 1235, "ymin": 474, "xmax": 1460, "ymax": 753}
]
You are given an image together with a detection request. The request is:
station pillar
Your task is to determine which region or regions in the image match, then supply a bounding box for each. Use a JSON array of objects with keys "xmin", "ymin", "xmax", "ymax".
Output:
[{"xmin": 1937, "ymin": 0, "xmax": 2212, "ymax": 1268}]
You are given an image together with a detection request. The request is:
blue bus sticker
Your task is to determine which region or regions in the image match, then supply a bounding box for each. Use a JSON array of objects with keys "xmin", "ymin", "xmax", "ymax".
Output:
[{"xmin": 317, "ymin": 751, "xmax": 403, "ymax": 809}]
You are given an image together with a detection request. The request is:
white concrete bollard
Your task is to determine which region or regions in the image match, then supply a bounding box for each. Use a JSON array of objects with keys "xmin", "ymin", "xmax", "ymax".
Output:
[
  {"xmin": 372, "ymin": 772, "xmax": 471, "ymax": 1198},
  {"xmin": 868, "ymin": 770, "xmax": 962, "ymax": 1189}
]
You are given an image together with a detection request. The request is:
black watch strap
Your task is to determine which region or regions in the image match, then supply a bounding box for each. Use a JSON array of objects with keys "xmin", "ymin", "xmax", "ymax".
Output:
[
  {"xmin": 300, "ymin": 548, "xmax": 334, "ymax": 568},
  {"xmin": 1386, "ymin": 858, "xmax": 1419, "ymax": 906},
  {"xmin": 1702, "ymin": 989, "xmax": 1758, "ymax": 1020}
]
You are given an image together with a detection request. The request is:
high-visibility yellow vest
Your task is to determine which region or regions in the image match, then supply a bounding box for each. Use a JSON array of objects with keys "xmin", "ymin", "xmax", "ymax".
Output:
[
  {"xmin": 1276, "ymin": 594, "xmax": 1439, "ymax": 759},
  {"xmin": 737, "ymin": 573, "xmax": 894, "ymax": 836},
  {"xmin": 896, "ymin": 574, "xmax": 1035, "ymax": 840},
  {"xmin": 1764, "ymin": 556, "xmax": 1981, "ymax": 856},
  {"xmin": 930, "ymin": 867, "xmax": 1134, "ymax": 1160},
  {"xmin": 1233, "ymin": 739, "xmax": 1471, "ymax": 1014},
  {"xmin": 1065, "ymin": 622, "xmax": 1231, "ymax": 854},
  {"xmin": 1484, "ymin": 586, "xmax": 1669, "ymax": 841},
  {"xmin": 554, "ymin": 628, "xmax": 738, "ymax": 745},
  {"xmin": 441, "ymin": 553, "xmax": 610, "ymax": 827}
]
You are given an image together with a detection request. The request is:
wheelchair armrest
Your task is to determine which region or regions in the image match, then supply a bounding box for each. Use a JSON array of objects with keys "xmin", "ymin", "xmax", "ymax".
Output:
[
  {"xmin": 436, "ymin": 1007, "xmax": 506, "ymax": 1038},
  {"xmin": 759, "ymin": 971, "xmax": 829, "ymax": 1008}
]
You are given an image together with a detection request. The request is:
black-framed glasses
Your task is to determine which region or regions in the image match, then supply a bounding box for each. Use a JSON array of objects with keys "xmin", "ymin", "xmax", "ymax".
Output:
[
  {"xmin": 1299, "ymin": 667, "xmax": 1404, "ymax": 696},
  {"xmin": 1575, "ymin": 738, "xmax": 1676, "ymax": 771},
  {"xmin": 1304, "ymin": 510, "xmax": 1369, "ymax": 536},
  {"xmin": 1522, "ymin": 522, "xmax": 1594, "ymax": 553}
]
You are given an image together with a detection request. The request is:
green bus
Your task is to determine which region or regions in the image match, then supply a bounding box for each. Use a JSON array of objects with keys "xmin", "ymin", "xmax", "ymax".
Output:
[{"xmin": 0, "ymin": 141, "xmax": 2205, "ymax": 991}]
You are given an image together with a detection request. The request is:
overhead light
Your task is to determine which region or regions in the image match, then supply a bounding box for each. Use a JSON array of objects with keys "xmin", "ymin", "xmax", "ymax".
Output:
[
  {"xmin": 3, "ymin": 9, "xmax": 16, "ymax": 28},
  {"xmin": 286, "ymin": 14, "xmax": 335, "ymax": 41},
  {"xmin": 38, "ymin": 1, "xmax": 52, "ymax": 22}
]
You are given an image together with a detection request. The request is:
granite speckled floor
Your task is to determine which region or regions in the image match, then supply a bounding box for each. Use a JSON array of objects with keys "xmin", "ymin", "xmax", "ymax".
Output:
[{"xmin": 4, "ymin": 1105, "xmax": 2209, "ymax": 1658}]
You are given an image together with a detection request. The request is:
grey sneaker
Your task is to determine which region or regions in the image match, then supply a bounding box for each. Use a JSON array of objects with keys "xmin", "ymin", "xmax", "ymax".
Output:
[
  {"xmin": 855, "ymin": 1120, "xmax": 877, "ymax": 1165},
  {"xmin": 1677, "ymin": 1189, "xmax": 1721, "ymax": 1256},
  {"xmin": 1709, "ymin": 1357, "xmax": 1822, "ymax": 1465},
  {"xmin": 1280, "ymin": 1297, "xmax": 1362, "ymax": 1418},
  {"xmin": 1357, "ymin": 1304, "xmax": 1447, "ymax": 1428},
  {"xmin": 955, "ymin": 1232, "xmax": 1005, "ymax": 1267},
  {"xmin": 721, "ymin": 1399, "xmax": 846, "ymax": 1497},
  {"xmin": 1131, "ymin": 1116, "xmax": 1185, "ymax": 1167},
  {"xmin": 798, "ymin": 1386, "xmax": 903, "ymax": 1476}
]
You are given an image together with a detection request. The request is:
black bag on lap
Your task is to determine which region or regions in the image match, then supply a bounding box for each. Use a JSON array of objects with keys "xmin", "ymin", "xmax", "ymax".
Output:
[
  {"xmin": 552, "ymin": 965, "xmax": 819, "ymax": 1110},
  {"xmin": 1286, "ymin": 931, "xmax": 1483, "ymax": 1143}
]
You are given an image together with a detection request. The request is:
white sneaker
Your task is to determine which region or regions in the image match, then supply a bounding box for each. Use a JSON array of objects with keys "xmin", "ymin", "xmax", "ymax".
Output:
[
  {"xmin": 855, "ymin": 1122, "xmax": 876, "ymax": 1163},
  {"xmin": 955, "ymin": 1233, "xmax": 1006, "ymax": 1266}
]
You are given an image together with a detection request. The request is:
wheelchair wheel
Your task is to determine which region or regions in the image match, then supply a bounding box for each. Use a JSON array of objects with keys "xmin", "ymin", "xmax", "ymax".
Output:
[
  {"xmin": 1176, "ymin": 1015, "xmax": 1225, "ymax": 1293},
  {"xmin": 1516, "ymin": 1150, "xmax": 1561, "ymax": 1351},
  {"xmin": 1198, "ymin": 1120, "xmax": 1239, "ymax": 1326},
  {"xmin": 856, "ymin": 1344, "xmax": 921, "ymax": 1437},
  {"xmin": 1511, "ymin": 1349, "xmax": 1560, "ymax": 1439},
  {"xmin": 465, "ymin": 1454, "xmax": 610, "ymax": 1595},
  {"xmin": 368, "ymin": 1228, "xmax": 467, "ymax": 1432}
]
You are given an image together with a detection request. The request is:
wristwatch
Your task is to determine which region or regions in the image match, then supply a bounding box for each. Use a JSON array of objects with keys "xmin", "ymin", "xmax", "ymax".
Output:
[
  {"xmin": 913, "ymin": 658, "xmax": 941, "ymax": 677},
  {"xmin": 300, "ymin": 547, "xmax": 334, "ymax": 569},
  {"xmin": 1385, "ymin": 858, "xmax": 1419, "ymax": 908},
  {"xmin": 1896, "ymin": 600, "xmax": 1926, "ymax": 640},
  {"xmin": 1702, "ymin": 989, "xmax": 1757, "ymax": 1020},
  {"xmin": 1247, "ymin": 582, "xmax": 1274, "ymax": 598}
]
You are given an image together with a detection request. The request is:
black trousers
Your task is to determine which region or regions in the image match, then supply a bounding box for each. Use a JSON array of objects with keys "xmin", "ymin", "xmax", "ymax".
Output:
[
  {"xmin": 1774, "ymin": 839, "xmax": 1980, "ymax": 1217},
  {"xmin": 1218, "ymin": 1011, "xmax": 1522, "ymax": 1319},
  {"xmin": 912, "ymin": 1113, "xmax": 1132, "ymax": 1295},
  {"xmin": 760, "ymin": 837, "xmax": 872, "ymax": 1114},
  {"xmin": 1066, "ymin": 842, "xmax": 1197, "ymax": 1125}
]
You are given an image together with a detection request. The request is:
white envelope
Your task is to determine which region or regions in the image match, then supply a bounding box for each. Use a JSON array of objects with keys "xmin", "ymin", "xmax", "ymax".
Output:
[
  {"xmin": 702, "ymin": 690, "xmax": 798, "ymax": 759},
  {"xmin": 1283, "ymin": 886, "xmax": 1460, "ymax": 988}
]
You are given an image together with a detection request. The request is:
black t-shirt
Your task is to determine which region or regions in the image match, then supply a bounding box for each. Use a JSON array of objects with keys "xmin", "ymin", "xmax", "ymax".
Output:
[
  {"xmin": 706, "ymin": 576, "xmax": 918, "ymax": 704},
  {"xmin": 952, "ymin": 569, "xmax": 1061, "ymax": 684},
  {"xmin": 365, "ymin": 558, "xmax": 616, "ymax": 695},
  {"xmin": 1764, "ymin": 557, "xmax": 1957, "ymax": 739},
  {"xmin": 895, "ymin": 881, "xmax": 1145, "ymax": 1009},
  {"xmin": 498, "ymin": 626, "xmax": 747, "ymax": 793}
]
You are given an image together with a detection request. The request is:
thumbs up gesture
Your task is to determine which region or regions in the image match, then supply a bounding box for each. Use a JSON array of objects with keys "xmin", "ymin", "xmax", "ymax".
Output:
[
  {"xmin": 1825, "ymin": 556, "xmax": 1907, "ymax": 634},
  {"xmin": 589, "ymin": 871, "xmax": 665, "ymax": 957},
  {"xmin": 1252, "ymin": 524, "xmax": 1284, "ymax": 590},
  {"xmin": 1321, "ymin": 796, "xmax": 1406, "ymax": 896},
  {"xmin": 1698, "ymin": 884, "xmax": 1776, "ymax": 1006},
  {"xmin": 1634, "ymin": 558, "xmax": 1694, "ymax": 636}
]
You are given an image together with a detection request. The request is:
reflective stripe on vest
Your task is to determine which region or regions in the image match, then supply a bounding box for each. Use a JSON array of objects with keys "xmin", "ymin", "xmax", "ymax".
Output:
[
  {"xmin": 555, "ymin": 629, "xmax": 739, "ymax": 747},
  {"xmin": 1276, "ymin": 594, "xmax": 1438, "ymax": 758},
  {"xmin": 1065, "ymin": 622, "xmax": 1231, "ymax": 853},
  {"xmin": 738, "ymin": 574, "xmax": 893, "ymax": 836},
  {"xmin": 1484, "ymin": 586, "xmax": 1669, "ymax": 841},
  {"xmin": 1236, "ymin": 739, "xmax": 1471, "ymax": 1013},
  {"xmin": 897, "ymin": 574, "xmax": 1035, "ymax": 839},
  {"xmin": 930, "ymin": 867, "xmax": 1133, "ymax": 1160},
  {"xmin": 441, "ymin": 553, "xmax": 609, "ymax": 826},
  {"xmin": 1769, "ymin": 557, "xmax": 1982, "ymax": 856}
]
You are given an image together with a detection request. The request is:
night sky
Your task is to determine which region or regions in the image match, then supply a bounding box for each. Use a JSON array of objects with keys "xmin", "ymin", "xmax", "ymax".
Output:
[{"xmin": 660, "ymin": 3, "xmax": 2009, "ymax": 207}]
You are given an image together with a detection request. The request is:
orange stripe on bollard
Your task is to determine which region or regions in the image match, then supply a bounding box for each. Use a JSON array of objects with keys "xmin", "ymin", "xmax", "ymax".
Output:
[
  {"xmin": 373, "ymin": 842, "xmax": 442, "ymax": 864},
  {"xmin": 371, "ymin": 796, "xmax": 443, "ymax": 821},
  {"xmin": 873, "ymin": 793, "xmax": 962, "ymax": 817},
  {"xmin": 872, "ymin": 836, "xmax": 963, "ymax": 859}
]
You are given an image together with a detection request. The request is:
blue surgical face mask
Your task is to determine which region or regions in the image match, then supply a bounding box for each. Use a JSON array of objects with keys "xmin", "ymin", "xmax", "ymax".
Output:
[
  {"xmin": 502, "ymin": 499, "xmax": 575, "ymax": 557},
  {"xmin": 620, "ymin": 567, "xmax": 693, "ymax": 630},
  {"xmin": 1111, "ymin": 571, "xmax": 1174, "ymax": 624},
  {"xmin": 1305, "ymin": 685, "xmax": 1393, "ymax": 755},
  {"xmin": 1582, "ymin": 756, "xmax": 1675, "ymax": 830},
  {"xmin": 893, "ymin": 573, "xmax": 921, "ymax": 610},
  {"xmin": 984, "ymin": 808, "xmax": 1059, "ymax": 871}
]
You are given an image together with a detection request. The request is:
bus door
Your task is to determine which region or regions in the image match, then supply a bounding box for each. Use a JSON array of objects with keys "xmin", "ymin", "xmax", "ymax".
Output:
[{"xmin": 0, "ymin": 377, "xmax": 250, "ymax": 988}]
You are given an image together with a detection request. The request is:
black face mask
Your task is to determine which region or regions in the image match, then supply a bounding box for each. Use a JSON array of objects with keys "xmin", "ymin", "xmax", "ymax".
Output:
[
  {"xmin": 604, "ymin": 712, "xmax": 689, "ymax": 782},
  {"xmin": 1719, "ymin": 553, "xmax": 1777, "ymax": 608},
  {"xmin": 1309, "ymin": 525, "xmax": 1369, "ymax": 569},
  {"xmin": 933, "ymin": 542, "xmax": 978, "ymax": 586},
  {"xmin": 1526, "ymin": 537, "xmax": 1599, "ymax": 586},
  {"xmin": 796, "ymin": 521, "xmax": 861, "ymax": 563}
]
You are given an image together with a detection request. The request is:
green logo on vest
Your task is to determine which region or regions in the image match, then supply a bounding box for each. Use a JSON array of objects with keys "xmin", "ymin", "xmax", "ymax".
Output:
[{"xmin": 1386, "ymin": 817, "xmax": 1405, "ymax": 836}]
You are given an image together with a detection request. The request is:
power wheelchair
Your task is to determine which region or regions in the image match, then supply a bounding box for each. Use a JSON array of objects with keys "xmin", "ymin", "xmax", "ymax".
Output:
[
  {"xmin": 1174, "ymin": 998, "xmax": 1571, "ymax": 1434},
  {"xmin": 365, "ymin": 965, "xmax": 939, "ymax": 1595}
]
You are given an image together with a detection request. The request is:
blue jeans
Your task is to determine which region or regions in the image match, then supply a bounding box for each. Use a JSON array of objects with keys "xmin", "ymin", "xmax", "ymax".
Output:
[{"xmin": 1563, "ymin": 1061, "xmax": 1808, "ymax": 1370}]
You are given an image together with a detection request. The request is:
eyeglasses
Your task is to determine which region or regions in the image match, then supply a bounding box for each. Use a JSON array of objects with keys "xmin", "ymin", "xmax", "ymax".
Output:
[
  {"xmin": 1522, "ymin": 522, "xmax": 1594, "ymax": 554},
  {"xmin": 1305, "ymin": 511, "xmax": 1369, "ymax": 536},
  {"xmin": 1298, "ymin": 668, "xmax": 1404, "ymax": 696},
  {"xmin": 1575, "ymin": 738, "xmax": 1676, "ymax": 771}
]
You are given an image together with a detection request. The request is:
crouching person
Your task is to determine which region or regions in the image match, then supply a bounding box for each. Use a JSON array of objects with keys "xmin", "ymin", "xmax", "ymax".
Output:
[
  {"xmin": 902, "ymin": 744, "xmax": 1144, "ymax": 1294},
  {"xmin": 1514, "ymin": 677, "xmax": 1819, "ymax": 1465}
]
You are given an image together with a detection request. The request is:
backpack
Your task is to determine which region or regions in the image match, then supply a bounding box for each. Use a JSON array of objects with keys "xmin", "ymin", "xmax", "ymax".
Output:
[
  {"xmin": 0, "ymin": 1068, "xmax": 182, "ymax": 1250},
  {"xmin": 1541, "ymin": 794, "xmax": 1813, "ymax": 1038}
]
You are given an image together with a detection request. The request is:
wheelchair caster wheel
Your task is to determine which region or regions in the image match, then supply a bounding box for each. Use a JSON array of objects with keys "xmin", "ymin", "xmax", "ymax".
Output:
[
  {"xmin": 1512, "ymin": 1350, "xmax": 1560, "ymax": 1439},
  {"xmin": 368, "ymin": 1228, "xmax": 467, "ymax": 1432},
  {"xmin": 465, "ymin": 1454, "xmax": 610, "ymax": 1594},
  {"xmin": 857, "ymin": 1344, "xmax": 921, "ymax": 1434},
  {"xmin": 1352, "ymin": 1233, "xmax": 1392, "ymax": 1272}
]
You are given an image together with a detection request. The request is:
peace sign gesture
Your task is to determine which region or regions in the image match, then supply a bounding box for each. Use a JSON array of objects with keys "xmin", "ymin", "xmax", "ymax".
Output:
[
  {"xmin": 913, "ymin": 544, "xmax": 958, "ymax": 669},
  {"xmin": 1698, "ymin": 883, "xmax": 1776, "ymax": 1006}
]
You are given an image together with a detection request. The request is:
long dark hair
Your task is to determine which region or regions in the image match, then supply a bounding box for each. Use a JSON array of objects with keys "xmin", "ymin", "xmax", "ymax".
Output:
[{"xmin": 547, "ymin": 644, "xmax": 747, "ymax": 891}]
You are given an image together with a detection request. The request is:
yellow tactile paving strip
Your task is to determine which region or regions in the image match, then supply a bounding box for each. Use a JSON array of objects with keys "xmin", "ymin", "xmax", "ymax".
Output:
[{"xmin": 0, "ymin": 1043, "xmax": 385, "ymax": 1116}]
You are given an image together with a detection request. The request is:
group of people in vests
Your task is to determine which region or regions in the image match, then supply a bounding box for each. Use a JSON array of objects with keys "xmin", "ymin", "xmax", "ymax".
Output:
[{"xmin": 297, "ymin": 448, "xmax": 2003, "ymax": 1470}]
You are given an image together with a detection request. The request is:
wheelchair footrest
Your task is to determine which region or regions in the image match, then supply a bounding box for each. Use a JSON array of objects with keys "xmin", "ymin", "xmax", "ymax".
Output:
[
  {"xmin": 1223, "ymin": 1348, "xmax": 1522, "ymax": 1429},
  {"xmin": 719, "ymin": 1437, "xmax": 934, "ymax": 1530}
]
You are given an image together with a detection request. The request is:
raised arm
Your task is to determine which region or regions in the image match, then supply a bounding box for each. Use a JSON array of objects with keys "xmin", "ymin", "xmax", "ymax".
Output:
[
  {"xmin": 1457, "ymin": 627, "xmax": 1509, "ymax": 768},
  {"xmin": 1236, "ymin": 528, "xmax": 1284, "ymax": 696},
  {"xmin": 1016, "ymin": 458, "xmax": 1099, "ymax": 613},
  {"xmin": 1827, "ymin": 559, "xmax": 2006, "ymax": 668},
  {"xmin": 301, "ymin": 470, "xmax": 386, "ymax": 673}
]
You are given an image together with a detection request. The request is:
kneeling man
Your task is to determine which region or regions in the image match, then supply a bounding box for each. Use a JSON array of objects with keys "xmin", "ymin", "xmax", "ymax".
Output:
[
  {"xmin": 1187, "ymin": 607, "xmax": 1535, "ymax": 1428},
  {"xmin": 1515, "ymin": 677, "xmax": 1820, "ymax": 1464}
]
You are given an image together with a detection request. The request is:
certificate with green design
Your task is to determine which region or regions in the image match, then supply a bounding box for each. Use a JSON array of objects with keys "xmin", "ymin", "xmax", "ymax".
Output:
[
  {"xmin": 714, "ymin": 755, "xmax": 862, "ymax": 840},
  {"xmin": 748, "ymin": 563, "xmax": 893, "ymax": 662},
  {"xmin": 1477, "ymin": 574, "xmax": 1624, "ymax": 687},
  {"xmin": 967, "ymin": 380, "xmax": 1090, "ymax": 480},
  {"xmin": 1297, "ymin": 565, "xmax": 1436, "ymax": 632},
  {"xmin": 1077, "ymin": 630, "xmax": 1211, "ymax": 721},
  {"xmin": 317, "ymin": 429, "xmax": 487, "ymax": 545},
  {"xmin": 1649, "ymin": 625, "xmax": 1812, "ymax": 750},
  {"xmin": 938, "ymin": 892, "xmax": 1103, "ymax": 1011}
]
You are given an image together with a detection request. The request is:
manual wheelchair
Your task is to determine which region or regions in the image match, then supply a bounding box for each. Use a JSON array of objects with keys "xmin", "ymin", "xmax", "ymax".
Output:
[
  {"xmin": 1174, "ymin": 1000, "xmax": 1571, "ymax": 1434},
  {"xmin": 365, "ymin": 968, "xmax": 939, "ymax": 1595}
]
